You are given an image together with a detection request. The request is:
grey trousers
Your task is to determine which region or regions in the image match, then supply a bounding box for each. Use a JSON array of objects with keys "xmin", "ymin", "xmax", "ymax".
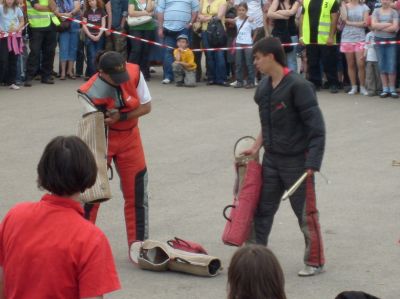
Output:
[
  {"xmin": 172, "ymin": 62, "xmax": 196, "ymax": 86},
  {"xmin": 365, "ymin": 61, "xmax": 382, "ymax": 95}
]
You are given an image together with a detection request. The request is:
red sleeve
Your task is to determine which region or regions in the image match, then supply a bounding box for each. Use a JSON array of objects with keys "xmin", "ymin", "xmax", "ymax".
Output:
[
  {"xmin": 78, "ymin": 230, "xmax": 121, "ymax": 298},
  {"xmin": 0, "ymin": 221, "xmax": 4, "ymax": 266}
]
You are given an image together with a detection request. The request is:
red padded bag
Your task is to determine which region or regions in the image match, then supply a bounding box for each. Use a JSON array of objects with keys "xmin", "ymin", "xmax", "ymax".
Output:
[
  {"xmin": 167, "ymin": 237, "xmax": 208, "ymax": 255},
  {"xmin": 222, "ymin": 160, "xmax": 262, "ymax": 246}
]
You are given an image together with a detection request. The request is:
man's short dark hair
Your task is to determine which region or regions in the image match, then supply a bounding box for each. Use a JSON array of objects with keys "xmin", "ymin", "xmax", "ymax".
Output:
[
  {"xmin": 37, "ymin": 136, "xmax": 97, "ymax": 196},
  {"xmin": 252, "ymin": 37, "xmax": 287, "ymax": 67}
]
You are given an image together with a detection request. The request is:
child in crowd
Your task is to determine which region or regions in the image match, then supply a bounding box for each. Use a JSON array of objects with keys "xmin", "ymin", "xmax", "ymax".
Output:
[
  {"xmin": 371, "ymin": 0, "xmax": 399, "ymax": 98},
  {"xmin": 233, "ymin": 2, "xmax": 255, "ymax": 89},
  {"xmin": 364, "ymin": 24, "xmax": 382, "ymax": 96},
  {"xmin": 172, "ymin": 34, "xmax": 196, "ymax": 87},
  {"xmin": 82, "ymin": 0, "xmax": 106, "ymax": 79},
  {"xmin": 0, "ymin": 0, "xmax": 24, "ymax": 90},
  {"xmin": 227, "ymin": 245, "xmax": 287, "ymax": 299}
]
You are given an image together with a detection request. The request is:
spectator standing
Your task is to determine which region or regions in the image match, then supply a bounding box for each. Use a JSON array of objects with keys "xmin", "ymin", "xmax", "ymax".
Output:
[
  {"xmin": 0, "ymin": 136, "xmax": 121, "ymax": 299},
  {"xmin": 236, "ymin": 0, "xmax": 265, "ymax": 41},
  {"xmin": 267, "ymin": 0, "xmax": 300, "ymax": 72},
  {"xmin": 299, "ymin": 0, "xmax": 340, "ymax": 93},
  {"xmin": 24, "ymin": 0, "xmax": 60, "ymax": 87},
  {"xmin": 232, "ymin": 2, "xmax": 255, "ymax": 88},
  {"xmin": 199, "ymin": 0, "xmax": 228, "ymax": 86},
  {"xmin": 227, "ymin": 245, "xmax": 287, "ymax": 299},
  {"xmin": 127, "ymin": 0, "xmax": 156, "ymax": 81},
  {"xmin": 106, "ymin": 0, "xmax": 128, "ymax": 58},
  {"xmin": 0, "ymin": 0, "xmax": 25, "ymax": 90},
  {"xmin": 56, "ymin": 0, "xmax": 80, "ymax": 79},
  {"xmin": 364, "ymin": 29, "xmax": 382, "ymax": 96},
  {"xmin": 340, "ymin": 0, "xmax": 369, "ymax": 95},
  {"xmin": 157, "ymin": 0, "xmax": 199, "ymax": 84},
  {"xmin": 82, "ymin": 0, "xmax": 106, "ymax": 78},
  {"xmin": 172, "ymin": 33, "xmax": 196, "ymax": 86},
  {"xmin": 371, "ymin": 0, "xmax": 399, "ymax": 98}
]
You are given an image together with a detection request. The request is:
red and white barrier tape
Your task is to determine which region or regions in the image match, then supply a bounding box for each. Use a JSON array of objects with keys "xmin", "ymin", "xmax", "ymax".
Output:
[{"xmin": 0, "ymin": 24, "xmax": 29, "ymax": 38}]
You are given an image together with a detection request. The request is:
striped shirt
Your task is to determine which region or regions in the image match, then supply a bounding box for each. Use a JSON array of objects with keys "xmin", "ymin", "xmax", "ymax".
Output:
[{"xmin": 157, "ymin": 0, "xmax": 199, "ymax": 31}]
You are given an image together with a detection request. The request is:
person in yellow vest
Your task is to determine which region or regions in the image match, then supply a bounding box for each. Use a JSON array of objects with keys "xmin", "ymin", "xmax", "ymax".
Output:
[
  {"xmin": 299, "ymin": 0, "xmax": 340, "ymax": 93},
  {"xmin": 24, "ymin": 0, "xmax": 60, "ymax": 86}
]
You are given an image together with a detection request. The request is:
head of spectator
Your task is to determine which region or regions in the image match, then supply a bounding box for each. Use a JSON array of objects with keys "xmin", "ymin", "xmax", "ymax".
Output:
[
  {"xmin": 3, "ymin": 0, "xmax": 19, "ymax": 13},
  {"xmin": 176, "ymin": 34, "xmax": 189, "ymax": 50},
  {"xmin": 253, "ymin": 37, "xmax": 287, "ymax": 75},
  {"xmin": 236, "ymin": 2, "xmax": 248, "ymax": 19},
  {"xmin": 85, "ymin": 0, "xmax": 103, "ymax": 12},
  {"xmin": 227, "ymin": 245, "xmax": 287, "ymax": 299},
  {"xmin": 335, "ymin": 291, "xmax": 381, "ymax": 299},
  {"xmin": 97, "ymin": 51, "xmax": 130, "ymax": 86},
  {"xmin": 37, "ymin": 136, "xmax": 97, "ymax": 197}
]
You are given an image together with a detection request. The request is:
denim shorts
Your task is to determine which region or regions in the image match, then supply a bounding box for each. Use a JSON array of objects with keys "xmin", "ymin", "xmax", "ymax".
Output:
[{"xmin": 374, "ymin": 37, "xmax": 397, "ymax": 74}]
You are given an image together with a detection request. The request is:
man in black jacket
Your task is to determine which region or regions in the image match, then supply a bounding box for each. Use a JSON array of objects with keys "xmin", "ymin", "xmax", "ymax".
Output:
[{"xmin": 243, "ymin": 37, "xmax": 326, "ymax": 277}]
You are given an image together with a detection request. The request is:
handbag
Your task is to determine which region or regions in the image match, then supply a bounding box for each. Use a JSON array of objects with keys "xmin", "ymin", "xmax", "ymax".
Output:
[
  {"xmin": 76, "ymin": 94, "xmax": 112, "ymax": 204},
  {"xmin": 127, "ymin": 0, "xmax": 152, "ymax": 26}
]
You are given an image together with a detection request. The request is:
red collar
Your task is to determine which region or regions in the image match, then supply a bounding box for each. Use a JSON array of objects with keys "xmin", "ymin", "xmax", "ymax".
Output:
[{"xmin": 41, "ymin": 194, "xmax": 84, "ymax": 215}]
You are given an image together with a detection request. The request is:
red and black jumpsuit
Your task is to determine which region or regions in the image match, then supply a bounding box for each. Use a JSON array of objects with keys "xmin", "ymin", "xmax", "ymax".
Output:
[{"xmin": 79, "ymin": 63, "xmax": 149, "ymax": 248}]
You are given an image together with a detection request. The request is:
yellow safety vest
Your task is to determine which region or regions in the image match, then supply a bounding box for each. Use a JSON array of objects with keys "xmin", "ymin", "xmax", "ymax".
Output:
[
  {"xmin": 302, "ymin": 0, "xmax": 336, "ymax": 45},
  {"xmin": 27, "ymin": 0, "xmax": 60, "ymax": 28}
]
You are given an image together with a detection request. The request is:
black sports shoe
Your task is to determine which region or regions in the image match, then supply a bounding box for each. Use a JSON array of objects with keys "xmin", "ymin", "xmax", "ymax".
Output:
[{"xmin": 330, "ymin": 85, "xmax": 338, "ymax": 94}]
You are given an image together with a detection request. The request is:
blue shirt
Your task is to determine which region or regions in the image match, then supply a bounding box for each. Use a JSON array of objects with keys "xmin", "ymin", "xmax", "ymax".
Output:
[
  {"xmin": 0, "ymin": 5, "xmax": 23, "ymax": 32},
  {"xmin": 157, "ymin": 0, "xmax": 199, "ymax": 31}
]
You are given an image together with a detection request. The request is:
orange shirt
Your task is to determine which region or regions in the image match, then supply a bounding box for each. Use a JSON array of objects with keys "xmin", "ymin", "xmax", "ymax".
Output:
[{"xmin": 0, "ymin": 194, "xmax": 121, "ymax": 299}]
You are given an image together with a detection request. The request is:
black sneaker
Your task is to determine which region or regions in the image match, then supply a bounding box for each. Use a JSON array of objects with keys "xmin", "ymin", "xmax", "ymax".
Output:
[
  {"xmin": 176, "ymin": 81, "xmax": 184, "ymax": 87},
  {"xmin": 330, "ymin": 85, "xmax": 338, "ymax": 94},
  {"xmin": 24, "ymin": 80, "xmax": 32, "ymax": 87},
  {"xmin": 41, "ymin": 78, "xmax": 55, "ymax": 84},
  {"xmin": 379, "ymin": 91, "xmax": 389, "ymax": 98}
]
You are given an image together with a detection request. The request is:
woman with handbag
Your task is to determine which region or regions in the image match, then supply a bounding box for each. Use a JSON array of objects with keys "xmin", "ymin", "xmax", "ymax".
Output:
[
  {"xmin": 267, "ymin": 0, "xmax": 299, "ymax": 72},
  {"xmin": 127, "ymin": 0, "xmax": 156, "ymax": 81},
  {"xmin": 198, "ymin": 0, "xmax": 228, "ymax": 86},
  {"xmin": 56, "ymin": 0, "xmax": 80, "ymax": 80}
]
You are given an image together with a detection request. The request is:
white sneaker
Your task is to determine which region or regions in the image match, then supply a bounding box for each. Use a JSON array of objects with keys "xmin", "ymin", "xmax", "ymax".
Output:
[
  {"xmin": 162, "ymin": 78, "xmax": 171, "ymax": 84},
  {"xmin": 230, "ymin": 80, "xmax": 238, "ymax": 87},
  {"xmin": 348, "ymin": 88, "xmax": 357, "ymax": 95},
  {"xmin": 254, "ymin": 79, "xmax": 258, "ymax": 86},
  {"xmin": 9, "ymin": 84, "xmax": 20, "ymax": 90},
  {"xmin": 360, "ymin": 86, "xmax": 368, "ymax": 96},
  {"xmin": 298, "ymin": 265, "xmax": 324, "ymax": 277}
]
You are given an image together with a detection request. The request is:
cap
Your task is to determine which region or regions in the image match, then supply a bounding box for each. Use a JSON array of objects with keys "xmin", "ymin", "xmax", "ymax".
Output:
[
  {"xmin": 98, "ymin": 51, "xmax": 129, "ymax": 85},
  {"xmin": 176, "ymin": 34, "xmax": 189, "ymax": 41}
]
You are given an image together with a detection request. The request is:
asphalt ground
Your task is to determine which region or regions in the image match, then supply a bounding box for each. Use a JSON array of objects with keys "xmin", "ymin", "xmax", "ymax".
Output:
[{"xmin": 0, "ymin": 68, "xmax": 399, "ymax": 299}]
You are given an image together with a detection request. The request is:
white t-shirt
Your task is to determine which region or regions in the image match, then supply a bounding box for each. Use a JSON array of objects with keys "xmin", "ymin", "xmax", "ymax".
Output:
[
  {"xmin": 233, "ymin": 0, "xmax": 264, "ymax": 28},
  {"xmin": 137, "ymin": 72, "xmax": 152, "ymax": 104},
  {"xmin": 235, "ymin": 17, "xmax": 255, "ymax": 45}
]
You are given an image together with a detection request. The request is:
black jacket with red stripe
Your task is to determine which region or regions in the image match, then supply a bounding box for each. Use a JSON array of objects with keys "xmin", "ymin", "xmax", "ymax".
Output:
[{"xmin": 254, "ymin": 71, "xmax": 326, "ymax": 171}]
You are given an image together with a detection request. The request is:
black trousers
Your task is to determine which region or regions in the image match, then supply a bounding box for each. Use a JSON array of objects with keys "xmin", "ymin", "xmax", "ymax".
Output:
[
  {"xmin": 306, "ymin": 44, "xmax": 339, "ymax": 88},
  {"xmin": 128, "ymin": 29, "xmax": 155, "ymax": 80},
  {"xmin": 0, "ymin": 38, "xmax": 18, "ymax": 85},
  {"xmin": 26, "ymin": 27, "xmax": 57, "ymax": 81},
  {"xmin": 254, "ymin": 152, "xmax": 325, "ymax": 266}
]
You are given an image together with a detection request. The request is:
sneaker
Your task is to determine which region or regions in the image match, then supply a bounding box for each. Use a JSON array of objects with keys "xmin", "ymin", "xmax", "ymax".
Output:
[
  {"xmin": 245, "ymin": 83, "xmax": 255, "ymax": 89},
  {"xmin": 150, "ymin": 66, "xmax": 156, "ymax": 73},
  {"xmin": 162, "ymin": 78, "xmax": 171, "ymax": 84},
  {"xmin": 360, "ymin": 87, "xmax": 369, "ymax": 96},
  {"xmin": 348, "ymin": 88, "xmax": 357, "ymax": 95},
  {"xmin": 380, "ymin": 91, "xmax": 389, "ymax": 98},
  {"xmin": 234, "ymin": 82, "xmax": 244, "ymax": 88},
  {"xmin": 254, "ymin": 79, "xmax": 258, "ymax": 86},
  {"xmin": 390, "ymin": 92, "xmax": 399, "ymax": 99},
  {"xmin": 24, "ymin": 80, "xmax": 32, "ymax": 87},
  {"xmin": 230, "ymin": 80, "xmax": 238, "ymax": 87},
  {"xmin": 176, "ymin": 81, "xmax": 184, "ymax": 87},
  {"xmin": 9, "ymin": 84, "xmax": 20, "ymax": 90},
  {"xmin": 298, "ymin": 265, "xmax": 324, "ymax": 277},
  {"xmin": 330, "ymin": 85, "xmax": 338, "ymax": 94}
]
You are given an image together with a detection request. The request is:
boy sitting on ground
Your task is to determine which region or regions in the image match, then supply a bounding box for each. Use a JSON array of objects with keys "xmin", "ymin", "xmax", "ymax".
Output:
[{"xmin": 172, "ymin": 34, "xmax": 196, "ymax": 87}]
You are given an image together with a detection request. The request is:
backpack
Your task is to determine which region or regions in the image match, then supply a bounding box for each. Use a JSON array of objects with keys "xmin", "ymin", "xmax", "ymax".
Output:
[{"xmin": 207, "ymin": 17, "xmax": 227, "ymax": 48}]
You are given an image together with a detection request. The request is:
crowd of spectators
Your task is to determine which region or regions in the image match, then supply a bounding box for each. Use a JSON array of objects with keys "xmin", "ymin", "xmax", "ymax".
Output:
[{"xmin": 0, "ymin": 0, "xmax": 399, "ymax": 95}]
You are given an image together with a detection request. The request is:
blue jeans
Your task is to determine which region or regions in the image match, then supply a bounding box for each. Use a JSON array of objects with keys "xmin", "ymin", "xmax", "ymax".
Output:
[
  {"xmin": 375, "ymin": 37, "xmax": 397, "ymax": 74},
  {"xmin": 111, "ymin": 0, "xmax": 128, "ymax": 29},
  {"xmin": 85, "ymin": 37, "xmax": 105, "ymax": 77},
  {"xmin": 162, "ymin": 28, "xmax": 189, "ymax": 80},
  {"xmin": 235, "ymin": 44, "xmax": 254, "ymax": 84},
  {"xmin": 286, "ymin": 35, "xmax": 298, "ymax": 72},
  {"xmin": 202, "ymin": 31, "xmax": 226, "ymax": 84},
  {"xmin": 59, "ymin": 25, "xmax": 79, "ymax": 62}
]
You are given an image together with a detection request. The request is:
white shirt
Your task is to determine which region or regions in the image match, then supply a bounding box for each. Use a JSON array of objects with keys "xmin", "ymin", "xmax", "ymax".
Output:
[
  {"xmin": 137, "ymin": 72, "xmax": 152, "ymax": 104},
  {"xmin": 235, "ymin": 17, "xmax": 255, "ymax": 45}
]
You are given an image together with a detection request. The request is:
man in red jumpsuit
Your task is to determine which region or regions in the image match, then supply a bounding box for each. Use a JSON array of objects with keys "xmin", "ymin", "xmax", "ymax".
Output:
[{"xmin": 79, "ymin": 51, "xmax": 152, "ymax": 249}]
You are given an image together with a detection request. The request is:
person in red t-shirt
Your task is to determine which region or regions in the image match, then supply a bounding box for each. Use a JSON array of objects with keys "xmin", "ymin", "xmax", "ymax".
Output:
[{"xmin": 0, "ymin": 136, "xmax": 121, "ymax": 299}]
